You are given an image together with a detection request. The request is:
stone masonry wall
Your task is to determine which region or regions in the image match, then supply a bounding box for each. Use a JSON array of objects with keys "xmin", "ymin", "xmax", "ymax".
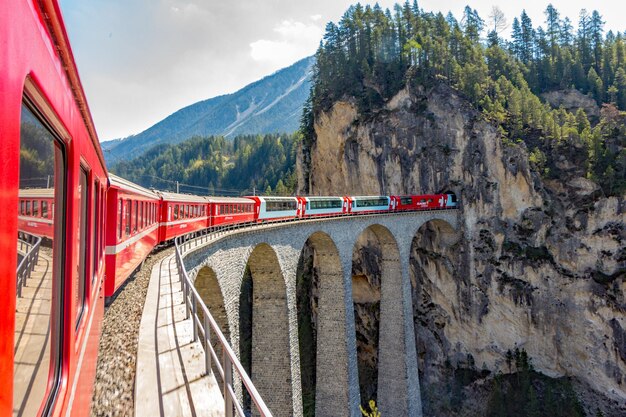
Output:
[{"xmin": 183, "ymin": 210, "xmax": 459, "ymax": 417}]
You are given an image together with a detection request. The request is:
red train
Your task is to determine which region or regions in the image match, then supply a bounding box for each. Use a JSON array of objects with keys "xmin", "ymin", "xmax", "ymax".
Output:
[
  {"xmin": 1, "ymin": 1, "xmax": 458, "ymax": 416},
  {"xmin": 2, "ymin": 1, "xmax": 108, "ymax": 416}
]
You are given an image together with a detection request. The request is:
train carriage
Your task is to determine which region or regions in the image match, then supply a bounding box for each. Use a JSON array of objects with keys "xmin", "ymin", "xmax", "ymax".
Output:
[
  {"xmin": 346, "ymin": 196, "xmax": 391, "ymax": 214},
  {"xmin": 157, "ymin": 191, "xmax": 209, "ymax": 242},
  {"xmin": 1, "ymin": 1, "xmax": 109, "ymax": 415},
  {"xmin": 208, "ymin": 196, "xmax": 256, "ymax": 228},
  {"xmin": 299, "ymin": 196, "xmax": 347, "ymax": 217},
  {"xmin": 17, "ymin": 188, "xmax": 55, "ymax": 239},
  {"xmin": 104, "ymin": 175, "xmax": 160, "ymax": 299},
  {"xmin": 249, "ymin": 196, "xmax": 300, "ymax": 222}
]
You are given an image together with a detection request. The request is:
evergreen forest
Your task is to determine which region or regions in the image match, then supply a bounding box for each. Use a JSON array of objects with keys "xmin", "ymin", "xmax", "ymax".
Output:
[
  {"xmin": 110, "ymin": 133, "xmax": 298, "ymax": 196},
  {"xmin": 303, "ymin": 1, "xmax": 626, "ymax": 195}
]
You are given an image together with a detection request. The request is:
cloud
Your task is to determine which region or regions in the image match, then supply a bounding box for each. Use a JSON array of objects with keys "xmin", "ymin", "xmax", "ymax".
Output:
[{"xmin": 250, "ymin": 19, "xmax": 322, "ymax": 67}]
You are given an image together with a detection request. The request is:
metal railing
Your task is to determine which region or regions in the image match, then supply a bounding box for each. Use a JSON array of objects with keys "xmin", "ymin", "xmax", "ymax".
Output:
[
  {"xmin": 172, "ymin": 207, "xmax": 458, "ymax": 416},
  {"xmin": 16, "ymin": 232, "xmax": 42, "ymax": 298},
  {"xmin": 174, "ymin": 233, "xmax": 273, "ymax": 417}
]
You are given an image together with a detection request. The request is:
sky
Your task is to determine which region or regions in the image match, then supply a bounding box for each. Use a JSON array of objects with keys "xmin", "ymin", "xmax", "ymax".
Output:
[{"xmin": 58, "ymin": 0, "xmax": 626, "ymax": 142}]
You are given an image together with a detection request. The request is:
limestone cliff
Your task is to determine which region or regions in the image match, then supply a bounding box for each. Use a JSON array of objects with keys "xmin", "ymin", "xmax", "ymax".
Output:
[{"xmin": 297, "ymin": 82, "xmax": 626, "ymax": 415}]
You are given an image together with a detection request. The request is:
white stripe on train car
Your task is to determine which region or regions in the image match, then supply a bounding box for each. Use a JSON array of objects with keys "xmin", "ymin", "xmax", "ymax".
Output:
[
  {"xmin": 17, "ymin": 215, "xmax": 54, "ymax": 225},
  {"xmin": 105, "ymin": 224, "xmax": 159, "ymax": 255},
  {"xmin": 158, "ymin": 216, "xmax": 209, "ymax": 227}
]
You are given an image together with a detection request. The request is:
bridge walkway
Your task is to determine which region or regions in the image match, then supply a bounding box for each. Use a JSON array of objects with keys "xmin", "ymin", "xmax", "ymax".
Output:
[{"xmin": 135, "ymin": 251, "xmax": 224, "ymax": 417}]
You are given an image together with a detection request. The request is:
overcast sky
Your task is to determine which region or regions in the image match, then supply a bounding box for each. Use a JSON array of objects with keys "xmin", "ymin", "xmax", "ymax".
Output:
[{"xmin": 58, "ymin": 0, "xmax": 626, "ymax": 142}]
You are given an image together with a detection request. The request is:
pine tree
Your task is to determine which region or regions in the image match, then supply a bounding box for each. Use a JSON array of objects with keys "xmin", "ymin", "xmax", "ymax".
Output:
[
  {"xmin": 590, "ymin": 10, "xmax": 605, "ymax": 69},
  {"xmin": 520, "ymin": 11, "xmax": 535, "ymax": 63},
  {"xmin": 545, "ymin": 4, "xmax": 560, "ymax": 55},
  {"xmin": 511, "ymin": 17, "xmax": 523, "ymax": 60},
  {"xmin": 560, "ymin": 17, "xmax": 574, "ymax": 46},
  {"xmin": 588, "ymin": 67, "xmax": 604, "ymax": 103}
]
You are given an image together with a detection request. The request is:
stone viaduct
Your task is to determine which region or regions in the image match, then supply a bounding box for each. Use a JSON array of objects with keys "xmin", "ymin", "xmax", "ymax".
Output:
[{"xmin": 181, "ymin": 210, "xmax": 459, "ymax": 417}]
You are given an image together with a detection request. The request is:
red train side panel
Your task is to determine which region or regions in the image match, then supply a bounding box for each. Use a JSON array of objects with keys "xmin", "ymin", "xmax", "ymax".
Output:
[
  {"xmin": 156, "ymin": 191, "xmax": 209, "ymax": 242},
  {"xmin": 1, "ymin": 0, "xmax": 108, "ymax": 415},
  {"xmin": 209, "ymin": 197, "xmax": 256, "ymax": 227},
  {"xmin": 104, "ymin": 175, "xmax": 160, "ymax": 298}
]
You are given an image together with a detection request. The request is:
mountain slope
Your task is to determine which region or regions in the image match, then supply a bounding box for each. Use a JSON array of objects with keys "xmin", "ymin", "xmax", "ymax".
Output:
[{"xmin": 104, "ymin": 56, "xmax": 313, "ymax": 165}]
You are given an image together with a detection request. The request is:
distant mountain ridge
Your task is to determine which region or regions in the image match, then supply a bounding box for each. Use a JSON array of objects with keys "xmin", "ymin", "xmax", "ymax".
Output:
[{"xmin": 103, "ymin": 56, "xmax": 314, "ymax": 165}]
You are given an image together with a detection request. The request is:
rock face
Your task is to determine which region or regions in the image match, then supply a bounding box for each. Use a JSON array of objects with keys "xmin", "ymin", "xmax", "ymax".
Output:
[
  {"xmin": 298, "ymin": 82, "xmax": 626, "ymax": 415},
  {"xmin": 541, "ymin": 89, "xmax": 601, "ymax": 119}
]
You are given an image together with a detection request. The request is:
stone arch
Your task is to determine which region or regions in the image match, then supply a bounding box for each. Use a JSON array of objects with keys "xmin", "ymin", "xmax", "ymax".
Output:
[
  {"xmin": 296, "ymin": 231, "xmax": 350, "ymax": 417},
  {"xmin": 241, "ymin": 243, "xmax": 293, "ymax": 417},
  {"xmin": 351, "ymin": 224, "xmax": 408, "ymax": 415},
  {"xmin": 409, "ymin": 218, "xmax": 461, "ymax": 412},
  {"xmin": 195, "ymin": 265, "xmax": 229, "ymax": 387}
]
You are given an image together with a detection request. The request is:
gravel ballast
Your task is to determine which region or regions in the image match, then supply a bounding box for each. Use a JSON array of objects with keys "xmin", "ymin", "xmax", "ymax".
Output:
[{"xmin": 91, "ymin": 247, "xmax": 174, "ymax": 417}]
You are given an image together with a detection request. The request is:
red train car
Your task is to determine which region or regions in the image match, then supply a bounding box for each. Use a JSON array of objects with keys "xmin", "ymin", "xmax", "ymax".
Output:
[
  {"xmin": 17, "ymin": 188, "xmax": 55, "ymax": 239},
  {"xmin": 208, "ymin": 196, "xmax": 256, "ymax": 228},
  {"xmin": 104, "ymin": 175, "xmax": 160, "ymax": 299},
  {"xmin": 391, "ymin": 194, "xmax": 447, "ymax": 211},
  {"xmin": 157, "ymin": 191, "xmax": 209, "ymax": 242},
  {"xmin": 0, "ymin": 1, "xmax": 108, "ymax": 416}
]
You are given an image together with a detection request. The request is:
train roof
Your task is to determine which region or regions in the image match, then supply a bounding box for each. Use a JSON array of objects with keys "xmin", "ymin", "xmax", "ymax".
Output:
[
  {"xmin": 19, "ymin": 188, "xmax": 55, "ymax": 198},
  {"xmin": 109, "ymin": 174, "xmax": 159, "ymax": 199},
  {"xmin": 303, "ymin": 196, "xmax": 343, "ymax": 200},
  {"xmin": 249, "ymin": 196, "xmax": 298, "ymax": 201},
  {"xmin": 350, "ymin": 195, "xmax": 389, "ymax": 199},
  {"xmin": 155, "ymin": 191, "xmax": 208, "ymax": 203},
  {"xmin": 205, "ymin": 197, "xmax": 255, "ymax": 204}
]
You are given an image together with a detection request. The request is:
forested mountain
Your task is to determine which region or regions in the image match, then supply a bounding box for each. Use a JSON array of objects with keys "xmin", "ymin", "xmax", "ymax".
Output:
[
  {"xmin": 296, "ymin": 2, "xmax": 626, "ymax": 417},
  {"xmin": 104, "ymin": 56, "xmax": 313, "ymax": 165},
  {"xmin": 303, "ymin": 2, "xmax": 625, "ymax": 196},
  {"xmin": 110, "ymin": 133, "xmax": 298, "ymax": 196}
]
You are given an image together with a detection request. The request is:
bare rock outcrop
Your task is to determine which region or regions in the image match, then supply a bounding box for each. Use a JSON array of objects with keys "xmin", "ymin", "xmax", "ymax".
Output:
[
  {"xmin": 298, "ymin": 82, "xmax": 626, "ymax": 416},
  {"xmin": 542, "ymin": 89, "xmax": 601, "ymax": 119}
]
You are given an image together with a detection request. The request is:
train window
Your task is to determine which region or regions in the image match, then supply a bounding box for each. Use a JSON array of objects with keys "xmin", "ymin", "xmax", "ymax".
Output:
[
  {"xmin": 139, "ymin": 201, "xmax": 143, "ymax": 229},
  {"xmin": 75, "ymin": 167, "xmax": 89, "ymax": 329},
  {"xmin": 33, "ymin": 200, "xmax": 39, "ymax": 216},
  {"xmin": 26, "ymin": 200, "xmax": 31, "ymax": 215},
  {"xmin": 20, "ymin": 200, "xmax": 24, "ymax": 214},
  {"xmin": 133, "ymin": 201, "xmax": 138, "ymax": 232},
  {"xmin": 15, "ymin": 100, "xmax": 66, "ymax": 416},
  {"xmin": 118, "ymin": 200, "xmax": 123, "ymax": 239},
  {"xmin": 174, "ymin": 204, "xmax": 179, "ymax": 220},
  {"xmin": 401, "ymin": 197, "xmax": 412, "ymax": 205},
  {"xmin": 126, "ymin": 200, "xmax": 131, "ymax": 236},
  {"xmin": 92, "ymin": 180, "xmax": 99, "ymax": 284},
  {"xmin": 42, "ymin": 201, "xmax": 48, "ymax": 218}
]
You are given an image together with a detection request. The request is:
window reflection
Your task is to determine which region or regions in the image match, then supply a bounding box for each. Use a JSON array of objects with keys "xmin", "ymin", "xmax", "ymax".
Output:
[{"xmin": 14, "ymin": 103, "xmax": 62, "ymax": 416}]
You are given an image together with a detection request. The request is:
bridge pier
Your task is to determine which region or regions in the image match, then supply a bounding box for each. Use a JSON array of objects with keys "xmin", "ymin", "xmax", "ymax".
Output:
[{"xmin": 248, "ymin": 244, "xmax": 295, "ymax": 417}]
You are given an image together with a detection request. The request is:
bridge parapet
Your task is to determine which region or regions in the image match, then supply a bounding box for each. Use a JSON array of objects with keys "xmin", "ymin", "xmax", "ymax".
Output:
[{"xmin": 178, "ymin": 209, "xmax": 459, "ymax": 417}]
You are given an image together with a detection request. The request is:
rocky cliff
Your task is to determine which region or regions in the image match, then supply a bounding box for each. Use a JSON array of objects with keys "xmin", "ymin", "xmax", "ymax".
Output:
[{"xmin": 297, "ymin": 82, "xmax": 626, "ymax": 415}]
